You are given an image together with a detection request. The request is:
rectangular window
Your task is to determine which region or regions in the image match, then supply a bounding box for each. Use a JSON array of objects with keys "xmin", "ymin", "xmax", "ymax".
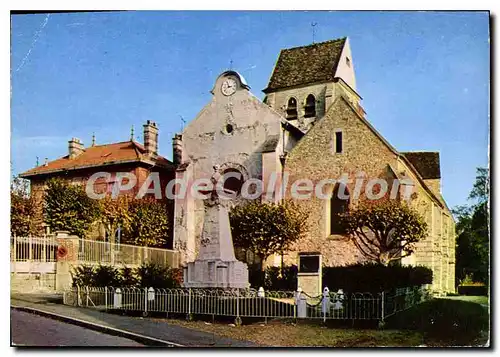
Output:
[{"xmin": 335, "ymin": 131, "xmax": 343, "ymax": 153}]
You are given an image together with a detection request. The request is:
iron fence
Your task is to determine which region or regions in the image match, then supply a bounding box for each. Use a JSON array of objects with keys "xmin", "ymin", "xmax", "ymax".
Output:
[
  {"xmin": 10, "ymin": 236, "xmax": 179, "ymax": 268},
  {"xmin": 63, "ymin": 285, "xmax": 430, "ymax": 323},
  {"xmin": 77, "ymin": 239, "xmax": 179, "ymax": 268},
  {"xmin": 10, "ymin": 236, "xmax": 58, "ymax": 262}
]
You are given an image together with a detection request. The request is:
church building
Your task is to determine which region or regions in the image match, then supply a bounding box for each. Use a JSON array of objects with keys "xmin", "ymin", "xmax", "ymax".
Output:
[{"xmin": 171, "ymin": 37, "xmax": 456, "ymax": 294}]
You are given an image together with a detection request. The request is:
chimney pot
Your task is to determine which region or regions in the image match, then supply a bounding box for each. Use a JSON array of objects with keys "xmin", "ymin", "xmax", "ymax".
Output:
[
  {"xmin": 173, "ymin": 134, "xmax": 183, "ymax": 165},
  {"xmin": 68, "ymin": 137, "xmax": 85, "ymax": 159},
  {"xmin": 143, "ymin": 121, "xmax": 159, "ymax": 157}
]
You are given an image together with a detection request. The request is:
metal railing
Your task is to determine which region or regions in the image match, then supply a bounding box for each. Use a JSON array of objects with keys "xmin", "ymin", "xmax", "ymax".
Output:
[
  {"xmin": 78, "ymin": 239, "xmax": 179, "ymax": 268},
  {"xmin": 10, "ymin": 235, "xmax": 58, "ymax": 262},
  {"xmin": 63, "ymin": 285, "xmax": 430, "ymax": 323},
  {"xmin": 10, "ymin": 236, "xmax": 179, "ymax": 268}
]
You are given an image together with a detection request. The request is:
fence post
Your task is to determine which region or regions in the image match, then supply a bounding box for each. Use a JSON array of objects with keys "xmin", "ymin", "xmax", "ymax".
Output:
[
  {"xmin": 144, "ymin": 287, "xmax": 148, "ymax": 315},
  {"xmin": 187, "ymin": 288, "xmax": 192, "ymax": 321},
  {"xmin": 235, "ymin": 289, "xmax": 241, "ymax": 326},
  {"xmin": 42, "ymin": 235, "xmax": 47, "ymax": 262},
  {"xmin": 13, "ymin": 235, "xmax": 17, "ymax": 273},
  {"xmin": 28, "ymin": 235, "xmax": 33, "ymax": 261},
  {"xmin": 105, "ymin": 287, "xmax": 108, "ymax": 311},
  {"xmin": 77, "ymin": 285, "xmax": 81, "ymax": 306},
  {"xmin": 110, "ymin": 240, "xmax": 115, "ymax": 265},
  {"xmin": 322, "ymin": 287, "xmax": 330, "ymax": 323},
  {"xmin": 380, "ymin": 291, "xmax": 385, "ymax": 327},
  {"xmin": 86, "ymin": 286, "xmax": 89, "ymax": 307}
]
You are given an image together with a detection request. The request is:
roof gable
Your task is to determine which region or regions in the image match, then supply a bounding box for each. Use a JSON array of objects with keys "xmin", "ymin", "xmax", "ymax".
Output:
[{"xmin": 264, "ymin": 37, "xmax": 346, "ymax": 92}]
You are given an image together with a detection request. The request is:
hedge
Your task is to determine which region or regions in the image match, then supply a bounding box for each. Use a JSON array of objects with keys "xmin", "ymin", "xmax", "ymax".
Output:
[
  {"xmin": 71, "ymin": 263, "xmax": 182, "ymax": 289},
  {"xmin": 322, "ymin": 263, "xmax": 432, "ymax": 293},
  {"xmin": 457, "ymin": 285, "xmax": 488, "ymax": 296},
  {"xmin": 249, "ymin": 263, "xmax": 432, "ymax": 293}
]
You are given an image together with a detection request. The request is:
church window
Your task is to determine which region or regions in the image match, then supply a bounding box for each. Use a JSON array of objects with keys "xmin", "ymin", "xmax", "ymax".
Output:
[
  {"xmin": 304, "ymin": 94, "xmax": 316, "ymax": 118},
  {"xmin": 330, "ymin": 183, "xmax": 349, "ymax": 235},
  {"xmin": 346, "ymin": 57, "xmax": 351, "ymax": 67},
  {"xmin": 286, "ymin": 97, "xmax": 298, "ymax": 120},
  {"xmin": 335, "ymin": 131, "xmax": 343, "ymax": 153}
]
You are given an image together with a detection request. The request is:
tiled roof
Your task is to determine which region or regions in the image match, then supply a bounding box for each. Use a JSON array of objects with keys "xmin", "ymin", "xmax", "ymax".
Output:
[
  {"xmin": 260, "ymin": 135, "xmax": 280, "ymax": 153},
  {"xmin": 264, "ymin": 37, "xmax": 346, "ymax": 92},
  {"xmin": 401, "ymin": 152, "xmax": 441, "ymax": 179},
  {"xmin": 20, "ymin": 141, "xmax": 173, "ymax": 177}
]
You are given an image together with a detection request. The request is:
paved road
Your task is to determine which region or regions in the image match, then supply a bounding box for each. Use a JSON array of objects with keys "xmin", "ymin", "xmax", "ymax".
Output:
[{"xmin": 11, "ymin": 309, "xmax": 144, "ymax": 347}]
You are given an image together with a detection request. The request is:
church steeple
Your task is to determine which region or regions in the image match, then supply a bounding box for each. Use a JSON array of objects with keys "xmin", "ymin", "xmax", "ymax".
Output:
[{"xmin": 262, "ymin": 37, "xmax": 360, "ymax": 132}]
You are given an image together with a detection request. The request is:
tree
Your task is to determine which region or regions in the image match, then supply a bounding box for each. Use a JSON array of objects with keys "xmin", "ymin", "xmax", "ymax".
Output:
[
  {"xmin": 341, "ymin": 199, "xmax": 428, "ymax": 266},
  {"xmin": 229, "ymin": 200, "xmax": 309, "ymax": 270},
  {"xmin": 124, "ymin": 198, "xmax": 171, "ymax": 247},
  {"xmin": 453, "ymin": 167, "xmax": 489, "ymax": 284},
  {"xmin": 10, "ymin": 176, "xmax": 42, "ymax": 236},
  {"xmin": 44, "ymin": 178, "xmax": 100, "ymax": 238},
  {"xmin": 98, "ymin": 195, "xmax": 132, "ymax": 243}
]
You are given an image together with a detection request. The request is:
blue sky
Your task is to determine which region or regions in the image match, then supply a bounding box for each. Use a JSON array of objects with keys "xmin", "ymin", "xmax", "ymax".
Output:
[{"xmin": 11, "ymin": 11, "xmax": 489, "ymax": 209}]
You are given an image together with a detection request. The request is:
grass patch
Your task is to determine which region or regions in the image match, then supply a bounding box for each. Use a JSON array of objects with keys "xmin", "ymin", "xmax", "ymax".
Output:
[
  {"xmin": 156, "ymin": 318, "xmax": 423, "ymax": 347},
  {"xmin": 441, "ymin": 295, "xmax": 489, "ymax": 306},
  {"xmin": 386, "ymin": 298, "xmax": 489, "ymax": 346}
]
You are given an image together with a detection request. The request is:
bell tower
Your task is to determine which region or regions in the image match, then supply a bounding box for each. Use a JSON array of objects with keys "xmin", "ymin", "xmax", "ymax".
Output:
[{"xmin": 263, "ymin": 37, "xmax": 361, "ymax": 132}]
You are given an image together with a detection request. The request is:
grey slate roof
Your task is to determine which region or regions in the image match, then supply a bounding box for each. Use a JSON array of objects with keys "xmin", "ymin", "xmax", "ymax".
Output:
[
  {"xmin": 401, "ymin": 152, "xmax": 441, "ymax": 179},
  {"xmin": 260, "ymin": 135, "xmax": 280, "ymax": 153},
  {"xmin": 263, "ymin": 37, "xmax": 346, "ymax": 93}
]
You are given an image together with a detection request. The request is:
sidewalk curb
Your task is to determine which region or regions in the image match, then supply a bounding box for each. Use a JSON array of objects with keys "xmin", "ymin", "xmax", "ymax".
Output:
[{"xmin": 11, "ymin": 305, "xmax": 184, "ymax": 347}]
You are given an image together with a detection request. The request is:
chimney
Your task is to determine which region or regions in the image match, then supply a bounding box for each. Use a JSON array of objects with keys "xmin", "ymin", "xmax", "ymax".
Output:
[
  {"xmin": 68, "ymin": 138, "xmax": 84, "ymax": 159},
  {"xmin": 143, "ymin": 120, "xmax": 159, "ymax": 156},
  {"xmin": 173, "ymin": 134, "xmax": 183, "ymax": 165}
]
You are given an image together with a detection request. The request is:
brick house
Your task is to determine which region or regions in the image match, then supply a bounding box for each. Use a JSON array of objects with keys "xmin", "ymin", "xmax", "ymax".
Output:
[
  {"xmin": 172, "ymin": 37, "xmax": 456, "ymax": 294},
  {"xmin": 20, "ymin": 120, "xmax": 175, "ymax": 247}
]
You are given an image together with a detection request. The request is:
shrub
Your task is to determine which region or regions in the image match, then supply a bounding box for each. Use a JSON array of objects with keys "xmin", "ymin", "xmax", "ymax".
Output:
[
  {"xmin": 386, "ymin": 298, "xmax": 489, "ymax": 346},
  {"xmin": 93, "ymin": 265, "xmax": 121, "ymax": 287},
  {"xmin": 71, "ymin": 265, "xmax": 95, "ymax": 287},
  {"xmin": 457, "ymin": 285, "xmax": 488, "ymax": 296},
  {"xmin": 119, "ymin": 266, "xmax": 138, "ymax": 287},
  {"xmin": 71, "ymin": 263, "xmax": 179, "ymax": 289},
  {"xmin": 322, "ymin": 263, "xmax": 432, "ymax": 293},
  {"xmin": 135, "ymin": 262, "xmax": 180, "ymax": 289},
  {"xmin": 248, "ymin": 264, "xmax": 298, "ymax": 291}
]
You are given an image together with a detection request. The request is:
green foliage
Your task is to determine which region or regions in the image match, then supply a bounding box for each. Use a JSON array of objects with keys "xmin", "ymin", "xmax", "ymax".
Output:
[
  {"xmin": 457, "ymin": 284, "xmax": 488, "ymax": 296},
  {"xmin": 340, "ymin": 200, "xmax": 428, "ymax": 265},
  {"xmin": 125, "ymin": 198, "xmax": 170, "ymax": 247},
  {"xmin": 119, "ymin": 266, "xmax": 138, "ymax": 287},
  {"xmin": 98, "ymin": 195, "xmax": 132, "ymax": 242},
  {"xmin": 71, "ymin": 262, "xmax": 180, "ymax": 289},
  {"xmin": 10, "ymin": 176, "xmax": 42, "ymax": 236},
  {"xmin": 71, "ymin": 265, "xmax": 97, "ymax": 287},
  {"xmin": 230, "ymin": 200, "xmax": 309, "ymax": 266},
  {"xmin": 386, "ymin": 298, "xmax": 489, "ymax": 346},
  {"xmin": 97, "ymin": 196, "xmax": 171, "ymax": 248},
  {"xmin": 93, "ymin": 265, "xmax": 122, "ymax": 287},
  {"xmin": 322, "ymin": 263, "xmax": 433, "ymax": 293},
  {"xmin": 454, "ymin": 167, "xmax": 489, "ymax": 285},
  {"xmin": 248, "ymin": 264, "xmax": 298, "ymax": 290},
  {"xmin": 135, "ymin": 262, "xmax": 180, "ymax": 289},
  {"xmin": 468, "ymin": 167, "xmax": 489, "ymax": 204},
  {"xmin": 44, "ymin": 178, "xmax": 100, "ymax": 238}
]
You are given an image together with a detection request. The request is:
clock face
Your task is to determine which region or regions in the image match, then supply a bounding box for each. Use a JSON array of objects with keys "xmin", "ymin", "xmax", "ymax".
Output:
[{"xmin": 221, "ymin": 78, "xmax": 237, "ymax": 96}]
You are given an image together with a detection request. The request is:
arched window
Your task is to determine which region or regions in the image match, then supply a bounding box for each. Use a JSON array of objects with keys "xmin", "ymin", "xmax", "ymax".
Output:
[
  {"xmin": 330, "ymin": 183, "xmax": 349, "ymax": 235},
  {"xmin": 221, "ymin": 168, "xmax": 244, "ymax": 198},
  {"xmin": 286, "ymin": 97, "xmax": 298, "ymax": 120},
  {"xmin": 304, "ymin": 94, "xmax": 316, "ymax": 118}
]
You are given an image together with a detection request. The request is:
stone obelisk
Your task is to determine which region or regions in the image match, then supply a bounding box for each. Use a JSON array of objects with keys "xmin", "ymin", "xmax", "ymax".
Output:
[{"xmin": 183, "ymin": 171, "xmax": 249, "ymax": 289}]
